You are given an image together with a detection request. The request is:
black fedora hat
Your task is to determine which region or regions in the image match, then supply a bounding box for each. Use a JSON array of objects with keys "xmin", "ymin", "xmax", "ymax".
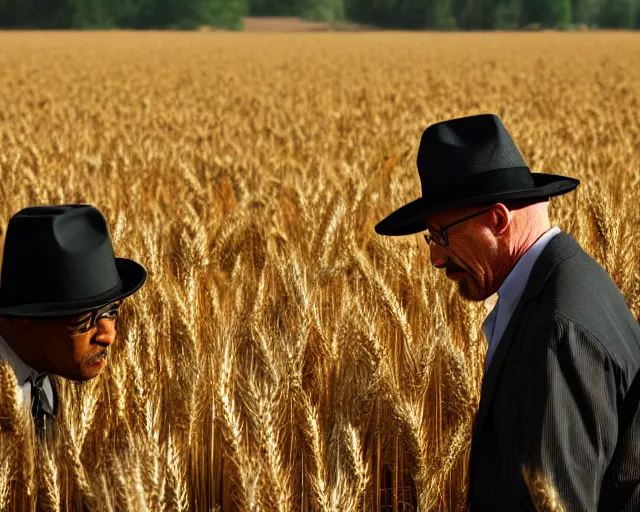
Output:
[
  {"xmin": 0, "ymin": 204, "xmax": 147, "ymax": 317},
  {"xmin": 375, "ymin": 114, "xmax": 580, "ymax": 236}
]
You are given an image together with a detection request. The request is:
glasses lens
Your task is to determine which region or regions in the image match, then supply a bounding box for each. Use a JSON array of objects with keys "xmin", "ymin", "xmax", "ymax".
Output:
[
  {"xmin": 98, "ymin": 302, "xmax": 120, "ymax": 321},
  {"xmin": 425, "ymin": 231, "xmax": 445, "ymax": 246},
  {"xmin": 68, "ymin": 319, "xmax": 91, "ymax": 335},
  {"xmin": 67, "ymin": 302, "xmax": 120, "ymax": 335}
]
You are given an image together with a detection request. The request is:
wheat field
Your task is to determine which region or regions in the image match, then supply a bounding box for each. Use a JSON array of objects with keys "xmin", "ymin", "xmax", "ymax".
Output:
[{"xmin": 0, "ymin": 30, "xmax": 639, "ymax": 511}]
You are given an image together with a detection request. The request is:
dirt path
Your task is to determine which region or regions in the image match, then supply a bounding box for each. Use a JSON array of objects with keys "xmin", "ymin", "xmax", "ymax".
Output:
[{"xmin": 241, "ymin": 16, "xmax": 368, "ymax": 31}]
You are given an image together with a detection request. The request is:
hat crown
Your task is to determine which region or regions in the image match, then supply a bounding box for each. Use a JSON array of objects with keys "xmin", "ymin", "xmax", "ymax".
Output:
[
  {"xmin": 0, "ymin": 205, "xmax": 121, "ymax": 309},
  {"xmin": 374, "ymin": 113, "xmax": 580, "ymax": 237},
  {"xmin": 417, "ymin": 114, "xmax": 530, "ymax": 195}
]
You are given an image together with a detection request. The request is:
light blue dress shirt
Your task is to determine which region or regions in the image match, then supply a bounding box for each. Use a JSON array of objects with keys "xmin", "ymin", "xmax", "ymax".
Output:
[
  {"xmin": 0, "ymin": 334, "xmax": 55, "ymax": 410},
  {"xmin": 482, "ymin": 226, "xmax": 561, "ymax": 371}
]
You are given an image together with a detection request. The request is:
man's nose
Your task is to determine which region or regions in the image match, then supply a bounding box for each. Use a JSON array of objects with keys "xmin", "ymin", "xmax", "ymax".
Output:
[{"xmin": 94, "ymin": 318, "xmax": 117, "ymax": 346}]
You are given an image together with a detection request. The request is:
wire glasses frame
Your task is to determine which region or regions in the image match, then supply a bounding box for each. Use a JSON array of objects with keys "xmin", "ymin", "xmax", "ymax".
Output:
[
  {"xmin": 423, "ymin": 206, "xmax": 494, "ymax": 247},
  {"xmin": 66, "ymin": 301, "xmax": 121, "ymax": 336}
]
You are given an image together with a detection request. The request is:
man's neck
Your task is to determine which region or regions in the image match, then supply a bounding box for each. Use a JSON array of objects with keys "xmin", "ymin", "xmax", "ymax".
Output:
[
  {"xmin": 496, "ymin": 223, "xmax": 553, "ymax": 298},
  {"xmin": 513, "ymin": 223, "xmax": 552, "ymax": 265}
]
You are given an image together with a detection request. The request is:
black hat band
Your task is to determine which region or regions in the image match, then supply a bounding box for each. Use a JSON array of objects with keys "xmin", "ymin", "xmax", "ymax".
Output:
[{"xmin": 423, "ymin": 167, "xmax": 535, "ymax": 203}]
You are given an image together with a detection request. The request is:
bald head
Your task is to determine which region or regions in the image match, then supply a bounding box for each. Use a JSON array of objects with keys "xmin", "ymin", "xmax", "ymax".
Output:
[{"xmin": 424, "ymin": 200, "xmax": 552, "ymax": 301}]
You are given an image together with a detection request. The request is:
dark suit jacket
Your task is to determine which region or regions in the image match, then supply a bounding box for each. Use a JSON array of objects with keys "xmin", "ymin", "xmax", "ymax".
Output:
[{"xmin": 468, "ymin": 231, "xmax": 640, "ymax": 511}]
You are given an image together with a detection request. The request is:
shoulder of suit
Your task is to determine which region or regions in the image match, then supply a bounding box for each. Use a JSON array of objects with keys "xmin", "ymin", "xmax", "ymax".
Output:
[
  {"xmin": 550, "ymin": 238, "xmax": 629, "ymax": 308},
  {"xmin": 548, "ymin": 312, "xmax": 628, "ymax": 364},
  {"xmin": 539, "ymin": 245, "xmax": 640, "ymax": 371}
]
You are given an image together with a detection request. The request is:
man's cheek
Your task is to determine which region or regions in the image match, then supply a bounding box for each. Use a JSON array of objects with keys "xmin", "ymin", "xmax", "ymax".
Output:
[{"xmin": 70, "ymin": 336, "xmax": 89, "ymax": 364}]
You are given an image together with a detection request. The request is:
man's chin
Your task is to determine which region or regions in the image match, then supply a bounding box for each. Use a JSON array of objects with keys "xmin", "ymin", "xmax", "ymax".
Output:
[
  {"xmin": 459, "ymin": 290, "xmax": 485, "ymax": 302},
  {"xmin": 456, "ymin": 279, "xmax": 489, "ymax": 302},
  {"xmin": 64, "ymin": 366, "xmax": 105, "ymax": 382},
  {"xmin": 81, "ymin": 367, "xmax": 105, "ymax": 380}
]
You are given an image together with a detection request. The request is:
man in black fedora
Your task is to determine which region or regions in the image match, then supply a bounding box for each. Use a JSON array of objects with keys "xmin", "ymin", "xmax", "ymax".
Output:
[
  {"xmin": 0, "ymin": 204, "xmax": 147, "ymax": 438},
  {"xmin": 376, "ymin": 113, "xmax": 640, "ymax": 511}
]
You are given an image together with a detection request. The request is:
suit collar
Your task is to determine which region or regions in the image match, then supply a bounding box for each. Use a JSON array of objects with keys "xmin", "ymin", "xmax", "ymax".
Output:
[
  {"xmin": 473, "ymin": 231, "xmax": 581, "ymax": 443},
  {"xmin": 512, "ymin": 230, "xmax": 581, "ymax": 302}
]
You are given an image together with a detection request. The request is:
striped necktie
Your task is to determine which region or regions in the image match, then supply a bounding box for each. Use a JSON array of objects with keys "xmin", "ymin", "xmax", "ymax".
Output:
[{"xmin": 28, "ymin": 373, "xmax": 56, "ymax": 437}]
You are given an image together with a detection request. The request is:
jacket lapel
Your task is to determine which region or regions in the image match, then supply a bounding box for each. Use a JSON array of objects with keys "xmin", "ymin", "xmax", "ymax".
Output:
[{"xmin": 472, "ymin": 231, "xmax": 580, "ymax": 444}]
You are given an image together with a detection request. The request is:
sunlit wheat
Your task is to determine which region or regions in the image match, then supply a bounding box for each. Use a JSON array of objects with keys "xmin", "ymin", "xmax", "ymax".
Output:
[{"xmin": 0, "ymin": 30, "xmax": 638, "ymax": 511}]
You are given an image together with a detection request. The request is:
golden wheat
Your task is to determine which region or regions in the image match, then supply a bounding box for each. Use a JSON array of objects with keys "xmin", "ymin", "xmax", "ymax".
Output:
[{"xmin": 0, "ymin": 30, "xmax": 639, "ymax": 511}]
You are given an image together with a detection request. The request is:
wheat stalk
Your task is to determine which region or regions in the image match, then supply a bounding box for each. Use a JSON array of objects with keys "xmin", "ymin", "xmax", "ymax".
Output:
[
  {"xmin": 523, "ymin": 466, "xmax": 567, "ymax": 512},
  {"xmin": 1, "ymin": 31, "xmax": 639, "ymax": 511}
]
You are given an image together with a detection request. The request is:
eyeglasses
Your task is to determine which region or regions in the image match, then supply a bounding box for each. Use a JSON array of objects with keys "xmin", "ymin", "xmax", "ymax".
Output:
[
  {"xmin": 424, "ymin": 206, "xmax": 494, "ymax": 247},
  {"xmin": 67, "ymin": 301, "xmax": 121, "ymax": 335}
]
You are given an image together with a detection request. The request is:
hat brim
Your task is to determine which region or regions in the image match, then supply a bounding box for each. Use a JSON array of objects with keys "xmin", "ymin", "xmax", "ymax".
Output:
[
  {"xmin": 0, "ymin": 258, "xmax": 147, "ymax": 317},
  {"xmin": 375, "ymin": 173, "xmax": 580, "ymax": 237}
]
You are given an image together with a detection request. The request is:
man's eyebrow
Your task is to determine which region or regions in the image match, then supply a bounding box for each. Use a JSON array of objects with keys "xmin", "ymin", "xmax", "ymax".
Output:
[{"xmin": 69, "ymin": 313, "xmax": 92, "ymax": 326}]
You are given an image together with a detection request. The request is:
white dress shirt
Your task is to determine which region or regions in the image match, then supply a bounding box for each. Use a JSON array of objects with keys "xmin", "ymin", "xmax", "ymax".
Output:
[
  {"xmin": 0, "ymin": 334, "xmax": 55, "ymax": 410},
  {"xmin": 482, "ymin": 226, "xmax": 562, "ymax": 371}
]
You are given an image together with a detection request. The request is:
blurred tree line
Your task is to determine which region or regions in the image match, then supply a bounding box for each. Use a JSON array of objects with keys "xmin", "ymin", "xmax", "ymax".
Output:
[{"xmin": 0, "ymin": 0, "xmax": 638, "ymax": 29}]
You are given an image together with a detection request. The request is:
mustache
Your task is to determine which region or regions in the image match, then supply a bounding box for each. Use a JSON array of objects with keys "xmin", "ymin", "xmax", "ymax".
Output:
[{"xmin": 86, "ymin": 345, "xmax": 111, "ymax": 365}]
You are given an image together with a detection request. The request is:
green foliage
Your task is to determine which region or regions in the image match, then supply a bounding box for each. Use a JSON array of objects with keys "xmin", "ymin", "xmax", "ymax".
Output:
[
  {"xmin": 70, "ymin": 0, "xmax": 115, "ymax": 27},
  {"xmin": 555, "ymin": 0, "xmax": 575, "ymax": 27},
  {"xmin": 521, "ymin": 0, "xmax": 572, "ymax": 28},
  {"xmin": 345, "ymin": 0, "xmax": 457, "ymax": 29},
  {"xmin": 1, "ymin": 0, "xmax": 247, "ymax": 29},
  {"xmin": 0, "ymin": 0, "xmax": 74, "ymax": 28},
  {"xmin": 247, "ymin": 0, "xmax": 343, "ymax": 22},
  {"xmin": 345, "ymin": 0, "xmax": 421, "ymax": 29},
  {"xmin": 192, "ymin": 0, "xmax": 248, "ymax": 28},
  {"xmin": 455, "ymin": 0, "xmax": 497, "ymax": 29},
  {"xmin": 572, "ymin": 0, "xmax": 604, "ymax": 24},
  {"xmin": 0, "ymin": 0, "xmax": 638, "ymax": 30},
  {"xmin": 301, "ymin": 0, "xmax": 345, "ymax": 22},
  {"xmin": 495, "ymin": 0, "xmax": 523, "ymax": 29},
  {"xmin": 433, "ymin": 0, "xmax": 458, "ymax": 29},
  {"xmin": 597, "ymin": 0, "xmax": 637, "ymax": 28}
]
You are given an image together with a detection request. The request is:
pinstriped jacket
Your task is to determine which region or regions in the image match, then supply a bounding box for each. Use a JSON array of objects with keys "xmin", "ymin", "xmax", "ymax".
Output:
[{"xmin": 468, "ymin": 231, "xmax": 640, "ymax": 511}]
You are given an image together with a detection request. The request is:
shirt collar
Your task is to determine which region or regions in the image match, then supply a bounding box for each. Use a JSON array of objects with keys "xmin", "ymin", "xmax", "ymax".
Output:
[
  {"xmin": 0, "ymin": 333, "xmax": 40, "ymax": 386},
  {"xmin": 496, "ymin": 226, "xmax": 562, "ymax": 311}
]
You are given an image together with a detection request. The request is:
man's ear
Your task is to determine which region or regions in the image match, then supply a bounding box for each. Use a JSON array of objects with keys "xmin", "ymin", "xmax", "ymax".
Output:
[{"xmin": 493, "ymin": 203, "xmax": 511, "ymax": 235}]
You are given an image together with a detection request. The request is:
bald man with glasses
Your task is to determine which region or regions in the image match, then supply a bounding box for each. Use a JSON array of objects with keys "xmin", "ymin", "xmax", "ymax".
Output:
[
  {"xmin": 0, "ymin": 205, "xmax": 147, "ymax": 438},
  {"xmin": 375, "ymin": 114, "xmax": 640, "ymax": 511}
]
